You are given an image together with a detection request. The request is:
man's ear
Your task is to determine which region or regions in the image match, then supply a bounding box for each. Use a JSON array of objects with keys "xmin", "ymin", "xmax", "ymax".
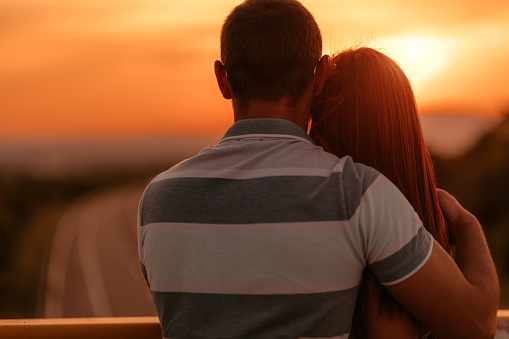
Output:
[
  {"xmin": 312, "ymin": 55, "xmax": 329, "ymax": 96},
  {"xmin": 214, "ymin": 60, "xmax": 232, "ymax": 100}
]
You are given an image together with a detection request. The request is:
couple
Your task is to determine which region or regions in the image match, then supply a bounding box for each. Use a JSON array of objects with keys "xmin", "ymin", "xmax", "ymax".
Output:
[{"xmin": 137, "ymin": 0, "xmax": 499, "ymax": 338}]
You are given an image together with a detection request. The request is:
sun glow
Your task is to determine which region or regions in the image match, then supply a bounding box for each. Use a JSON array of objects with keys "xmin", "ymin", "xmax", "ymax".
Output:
[{"xmin": 375, "ymin": 35, "xmax": 458, "ymax": 85}]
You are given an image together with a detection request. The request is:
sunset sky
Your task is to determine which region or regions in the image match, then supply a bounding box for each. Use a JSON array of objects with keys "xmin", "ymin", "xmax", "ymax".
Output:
[{"xmin": 1, "ymin": 0, "xmax": 508, "ymax": 140}]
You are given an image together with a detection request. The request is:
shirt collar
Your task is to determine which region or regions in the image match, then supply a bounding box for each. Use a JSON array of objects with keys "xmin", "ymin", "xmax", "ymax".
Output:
[{"xmin": 221, "ymin": 118, "xmax": 315, "ymax": 144}]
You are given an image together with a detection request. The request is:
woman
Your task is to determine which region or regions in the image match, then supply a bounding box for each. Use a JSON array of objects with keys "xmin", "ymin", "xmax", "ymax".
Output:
[{"xmin": 309, "ymin": 47, "xmax": 451, "ymax": 338}]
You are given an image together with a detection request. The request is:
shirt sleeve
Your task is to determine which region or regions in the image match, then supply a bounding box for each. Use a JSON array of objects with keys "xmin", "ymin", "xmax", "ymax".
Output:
[{"xmin": 358, "ymin": 174, "xmax": 434, "ymax": 286}]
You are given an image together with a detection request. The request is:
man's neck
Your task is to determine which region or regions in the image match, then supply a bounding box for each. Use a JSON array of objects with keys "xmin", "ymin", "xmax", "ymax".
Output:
[{"xmin": 233, "ymin": 98, "xmax": 310, "ymax": 131}]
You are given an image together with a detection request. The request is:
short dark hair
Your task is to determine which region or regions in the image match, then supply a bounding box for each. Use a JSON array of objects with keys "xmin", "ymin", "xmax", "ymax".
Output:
[{"xmin": 220, "ymin": 0, "xmax": 322, "ymax": 110}]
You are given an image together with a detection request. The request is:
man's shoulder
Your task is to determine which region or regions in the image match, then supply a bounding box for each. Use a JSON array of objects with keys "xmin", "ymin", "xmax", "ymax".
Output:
[
  {"xmin": 337, "ymin": 156, "xmax": 383, "ymax": 192},
  {"xmin": 147, "ymin": 146, "xmax": 384, "ymax": 189},
  {"xmin": 147, "ymin": 145, "xmax": 216, "ymax": 183}
]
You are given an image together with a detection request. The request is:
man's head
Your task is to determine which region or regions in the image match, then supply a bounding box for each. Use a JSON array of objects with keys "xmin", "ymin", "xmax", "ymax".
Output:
[{"xmin": 217, "ymin": 0, "xmax": 323, "ymax": 114}]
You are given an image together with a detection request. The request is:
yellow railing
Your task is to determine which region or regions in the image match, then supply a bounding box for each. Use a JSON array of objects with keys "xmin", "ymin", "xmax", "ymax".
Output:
[
  {"xmin": 0, "ymin": 316, "xmax": 161, "ymax": 339},
  {"xmin": 500, "ymin": 309, "xmax": 509, "ymax": 319},
  {"xmin": 499, "ymin": 309, "xmax": 509, "ymax": 325},
  {"xmin": 0, "ymin": 312, "xmax": 508, "ymax": 338}
]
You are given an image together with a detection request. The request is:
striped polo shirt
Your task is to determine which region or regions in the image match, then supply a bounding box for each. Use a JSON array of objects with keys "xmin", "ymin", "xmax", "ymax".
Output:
[{"xmin": 138, "ymin": 118, "xmax": 433, "ymax": 339}]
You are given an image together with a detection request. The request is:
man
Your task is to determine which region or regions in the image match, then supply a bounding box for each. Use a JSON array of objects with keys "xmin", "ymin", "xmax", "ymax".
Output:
[{"xmin": 138, "ymin": 1, "xmax": 499, "ymax": 338}]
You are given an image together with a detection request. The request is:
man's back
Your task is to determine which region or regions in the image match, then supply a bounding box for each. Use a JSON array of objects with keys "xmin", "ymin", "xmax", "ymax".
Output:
[
  {"xmin": 138, "ymin": 0, "xmax": 499, "ymax": 335},
  {"xmin": 138, "ymin": 119, "xmax": 432, "ymax": 339}
]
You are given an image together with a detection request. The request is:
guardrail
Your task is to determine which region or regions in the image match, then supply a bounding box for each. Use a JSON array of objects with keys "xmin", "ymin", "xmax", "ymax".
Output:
[
  {"xmin": 0, "ymin": 316, "xmax": 161, "ymax": 339},
  {"xmin": 0, "ymin": 312, "xmax": 508, "ymax": 338}
]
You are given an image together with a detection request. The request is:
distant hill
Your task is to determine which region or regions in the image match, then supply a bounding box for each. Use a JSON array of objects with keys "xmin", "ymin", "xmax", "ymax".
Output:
[
  {"xmin": 420, "ymin": 113, "xmax": 499, "ymax": 158},
  {"xmin": 0, "ymin": 114, "xmax": 501, "ymax": 177},
  {"xmin": 0, "ymin": 136, "xmax": 219, "ymax": 178}
]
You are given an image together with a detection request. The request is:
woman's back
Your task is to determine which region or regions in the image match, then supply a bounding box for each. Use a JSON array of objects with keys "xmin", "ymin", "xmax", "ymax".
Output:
[{"xmin": 309, "ymin": 47, "xmax": 451, "ymax": 338}]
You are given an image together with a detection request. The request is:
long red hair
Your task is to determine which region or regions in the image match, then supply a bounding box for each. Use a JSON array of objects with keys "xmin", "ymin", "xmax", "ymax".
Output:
[{"xmin": 309, "ymin": 47, "xmax": 450, "ymax": 335}]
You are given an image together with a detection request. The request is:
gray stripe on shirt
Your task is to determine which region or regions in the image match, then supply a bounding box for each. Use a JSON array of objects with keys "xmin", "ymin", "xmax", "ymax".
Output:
[
  {"xmin": 152, "ymin": 287, "xmax": 359, "ymax": 339},
  {"xmin": 370, "ymin": 227, "xmax": 433, "ymax": 284},
  {"xmin": 140, "ymin": 175, "xmax": 356, "ymax": 225}
]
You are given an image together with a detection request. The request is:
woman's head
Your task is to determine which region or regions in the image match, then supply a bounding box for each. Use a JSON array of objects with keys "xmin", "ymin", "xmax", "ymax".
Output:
[{"xmin": 310, "ymin": 47, "xmax": 449, "ymax": 251}]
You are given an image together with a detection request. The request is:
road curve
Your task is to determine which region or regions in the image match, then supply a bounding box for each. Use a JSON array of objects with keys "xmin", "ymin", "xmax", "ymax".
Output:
[{"xmin": 43, "ymin": 183, "xmax": 156, "ymax": 318}]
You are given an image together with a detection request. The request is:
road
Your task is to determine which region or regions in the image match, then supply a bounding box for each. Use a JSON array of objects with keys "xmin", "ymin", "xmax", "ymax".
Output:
[{"xmin": 42, "ymin": 183, "xmax": 156, "ymax": 318}]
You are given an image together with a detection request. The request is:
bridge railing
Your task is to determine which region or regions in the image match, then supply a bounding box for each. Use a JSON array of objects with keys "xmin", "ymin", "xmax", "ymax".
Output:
[
  {"xmin": 0, "ymin": 316, "xmax": 162, "ymax": 339},
  {"xmin": 0, "ymin": 311, "xmax": 508, "ymax": 338}
]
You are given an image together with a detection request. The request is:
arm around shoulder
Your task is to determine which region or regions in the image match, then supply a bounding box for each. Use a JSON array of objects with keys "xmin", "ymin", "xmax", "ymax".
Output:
[{"xmin": 386, "ymin": 190, "xmax": 499, "ymax": 339}]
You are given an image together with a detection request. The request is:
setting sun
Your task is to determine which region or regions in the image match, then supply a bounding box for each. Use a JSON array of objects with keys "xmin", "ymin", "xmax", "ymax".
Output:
[{"xmin": 375, "ymin": 35, "xmax": 457, "ymax": 85}]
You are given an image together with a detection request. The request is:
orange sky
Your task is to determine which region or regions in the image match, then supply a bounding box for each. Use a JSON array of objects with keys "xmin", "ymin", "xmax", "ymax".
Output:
[{"xmin": 1, "ymin": 0, "xmax": 508, "ymax": 140}]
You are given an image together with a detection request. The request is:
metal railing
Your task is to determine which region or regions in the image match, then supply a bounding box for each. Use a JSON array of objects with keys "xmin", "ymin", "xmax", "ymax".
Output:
[
  {"xmin": 0, "ymin": 311, "xmax": 508, "ymax": 338},
  {"xmin": 0, "ymin": 316, "xmax": 161, "ymax": 339}
]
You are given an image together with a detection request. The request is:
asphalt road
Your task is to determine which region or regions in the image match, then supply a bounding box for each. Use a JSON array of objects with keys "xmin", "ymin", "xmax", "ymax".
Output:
[{"xmin": 42, "ymin": 183, "xmax": 156, "ymax": 318}]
